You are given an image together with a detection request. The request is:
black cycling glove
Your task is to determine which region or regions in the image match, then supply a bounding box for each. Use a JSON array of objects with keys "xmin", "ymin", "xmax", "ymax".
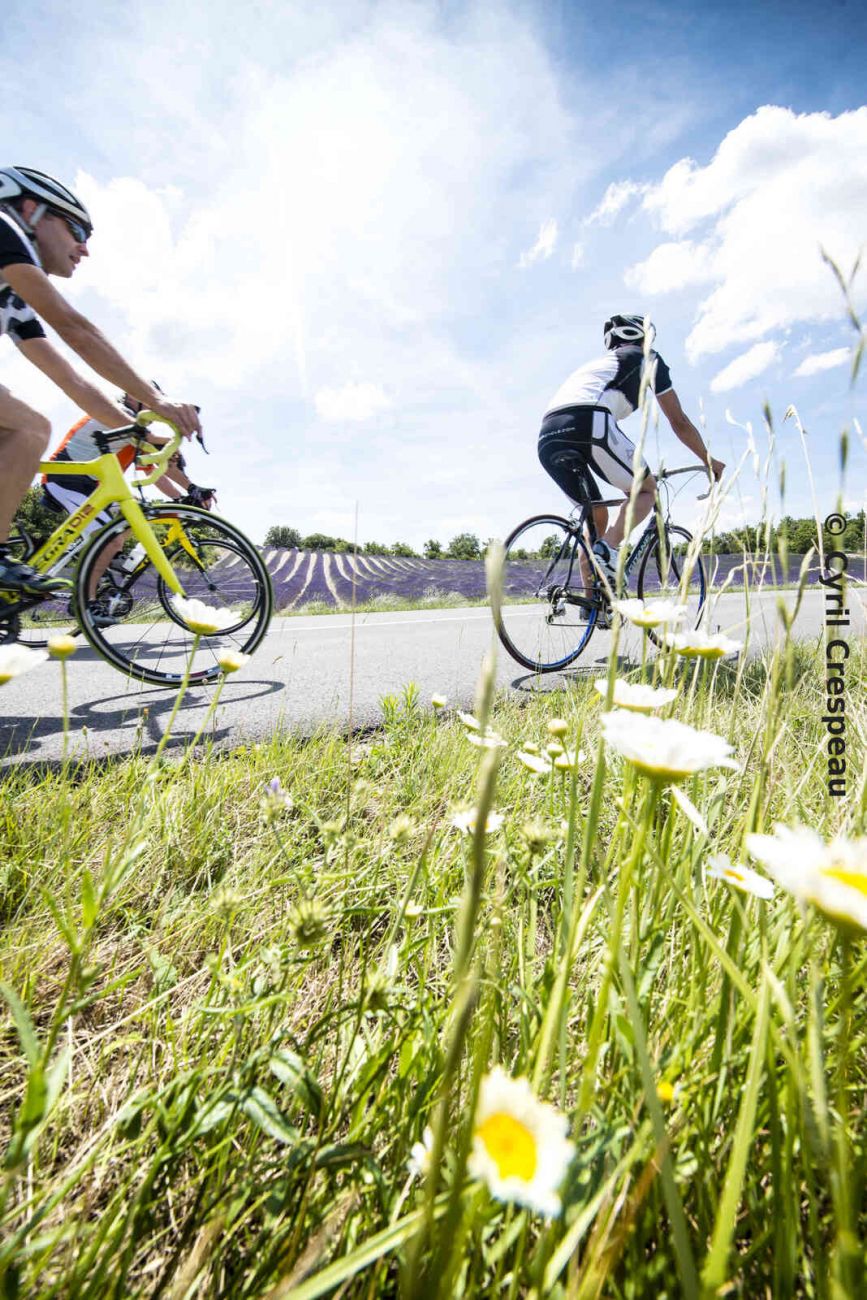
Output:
[{"xmin": 179, "ymin": 484, "xmax": 217, "ymax": 507}]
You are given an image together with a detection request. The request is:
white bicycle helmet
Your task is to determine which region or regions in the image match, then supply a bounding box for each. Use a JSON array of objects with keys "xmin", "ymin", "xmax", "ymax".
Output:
[
  {"xmin": 603, "ymin": 313, "xmax": 654, "ymax": 350},
  {"xmin": 0, "ymin": 166, "xmax": 93, "ymax": 238}
]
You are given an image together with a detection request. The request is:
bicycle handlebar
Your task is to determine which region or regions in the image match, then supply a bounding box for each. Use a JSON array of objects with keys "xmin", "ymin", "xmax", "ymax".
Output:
[
  {"xmin": 657, "ymin": 463, "xmax": 715, "ymax": 501},
  {"xmin": 657, "ymin": 465, "xmax": 709, "ymax": 480},
  {"xmin": 130, "ymin": 411, "xmax": 185, "ymax": 488}
]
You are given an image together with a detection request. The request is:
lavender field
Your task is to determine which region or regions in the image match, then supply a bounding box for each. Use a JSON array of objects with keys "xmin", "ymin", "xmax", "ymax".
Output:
[{"xmin": 255, "ymin": 549, "xmax": 863, "ymax": 612}]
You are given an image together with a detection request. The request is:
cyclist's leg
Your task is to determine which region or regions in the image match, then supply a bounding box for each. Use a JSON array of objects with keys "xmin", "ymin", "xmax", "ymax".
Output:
[
  {"xmin": 588, "ymin": 413, "xmax": 655, "ymax": 547},
  {"xmin": 538, "ymin": 407, "xmax": 607, "ymax": 518},
  {"xmin": 538, "ymin": 408, "xmax": 605, "ymax": 588},
  {"xmin": 0, "ymin": 385, "xmax": 51, "ymax": 540},
  {"xmin": 0, "ymin": 386, "xmax": 73, "ymax": 593}
]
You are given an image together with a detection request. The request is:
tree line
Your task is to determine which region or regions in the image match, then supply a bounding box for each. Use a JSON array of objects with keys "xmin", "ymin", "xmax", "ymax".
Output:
[
  {"xmin": 267, "ymin": 511, "xmax": 865, "ymax": 559},
  {"xmin": 263, "ymin": 526, "xmax": 488, "ymax": 560},
  {"xmin": 706, "ymin": 510, "xmax": 865, "ymax": 556}
]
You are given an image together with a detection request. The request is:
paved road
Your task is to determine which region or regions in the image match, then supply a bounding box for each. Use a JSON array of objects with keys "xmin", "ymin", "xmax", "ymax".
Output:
[{"xmin": 0, "ymin": 588, "xmax": 861, "ymax": 767}]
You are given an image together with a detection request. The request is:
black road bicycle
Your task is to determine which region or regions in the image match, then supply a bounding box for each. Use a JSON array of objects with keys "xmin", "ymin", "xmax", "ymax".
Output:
[{"xmin": 494, "ymin": 467, "xmax": 710, "ymax": 672}]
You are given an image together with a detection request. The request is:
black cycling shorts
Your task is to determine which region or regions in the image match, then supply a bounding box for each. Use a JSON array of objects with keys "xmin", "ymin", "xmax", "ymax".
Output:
[{"xmin": 538, "ymin": 404, "xmax": 649, "ymax": 505}]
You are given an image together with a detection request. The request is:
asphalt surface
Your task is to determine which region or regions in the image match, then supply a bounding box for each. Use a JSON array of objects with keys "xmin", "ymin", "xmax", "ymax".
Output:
[{"xmin": 0, "ymin": 588, "xmax": 861, "ymax": 767}]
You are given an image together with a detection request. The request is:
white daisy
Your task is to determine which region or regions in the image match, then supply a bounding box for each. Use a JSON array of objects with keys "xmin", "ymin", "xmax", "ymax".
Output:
[
  {"xmin": 408, "ymin": 1126, "xmax": 435, "ymax": 1180},
  {"xmin": 431, "ymin": 694, "xmax": 448, "ymax": 709},
  {"xmin": 451, "ymin": 809, "xmax": 505, "ymax": 835},
  {"xmin": 457, "ymin": 711, "xmax": 482, "ymax": 731},
  {"xmin": 601, "ymin": 711, "xmax": 738, "ymax": 780},
  {"xmin": 171, "ymin": 595, "xmax": 237, "ymax": 635},
  {"xmin": 516, "ymin": 750, "xmax": 553, "ymax": 776},
  {"xmin": 746, "ymin": 826, "xmax": 867, "ymax": 932},
  {"xmin": 216, "ymin": 649, "xmax": 250, "ymax": 674},
  {"xmin": 465, "ymin": 729, "xmax": 508, "ymax": 750},
  {"xmin": 664, "ymin": 630, "xmax": 742, "ymax": 659},
  {"xmin": 552, "ymin": 749, "xmax": 586, "ymax": 771},
  {"xmin": 0, "ymin": 644, "xmax": 48, "ymax": 684},
  {"xmin": 469, "ymin": 1067, "xmax": 575, "ymax": 1217},
  {"xmin": 612, "ymin": 598, "xmax": 688, "ymax": 628},
  {"xmin": 707, "ymin": 853, "xmax": 774, "ymax": 900},
  {"xmin": 593, "ymin": 678, "xmax": 678, "ymax": 713}
]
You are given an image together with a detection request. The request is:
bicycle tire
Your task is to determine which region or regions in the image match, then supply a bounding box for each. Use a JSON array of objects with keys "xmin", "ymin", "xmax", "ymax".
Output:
[
  {"xmin": 636, "ymin": 524, "xmax": 706, "ymax": 648},
  {"xmin": 495, "ymin": 514, "xmax": 599, "ymax": 672},
  {"xmin": 74, "ymin": 506, "xmax": 273, "ymax": 686}
]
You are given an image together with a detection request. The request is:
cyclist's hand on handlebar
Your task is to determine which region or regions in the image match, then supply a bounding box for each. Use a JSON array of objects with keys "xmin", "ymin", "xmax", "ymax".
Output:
[{"xmin": 150, "ymin": 398, "xmax": 202, "ymax": 441}]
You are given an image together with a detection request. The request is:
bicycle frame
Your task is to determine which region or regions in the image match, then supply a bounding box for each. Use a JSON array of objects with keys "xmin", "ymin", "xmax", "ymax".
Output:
[
  {"xmin": 548, "ymin": 467, "xmax": 706, "ymax": 600},
  {"xmin": 9, "ymin": 415, "xmax": 187, "ymax": 599}
]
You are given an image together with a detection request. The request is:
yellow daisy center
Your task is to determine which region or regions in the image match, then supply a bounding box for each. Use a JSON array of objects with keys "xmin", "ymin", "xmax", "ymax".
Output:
[
  {"xmin": 726, "ymin": 868, "xmax": 745, "ymax": 882},
  {"xmin": 477, "ymin": 1112, "xmax": 537, "ymax": 1181},
  {"xmin": 822, "ymin": 868, "xmax": 867, "ymax": 896}
]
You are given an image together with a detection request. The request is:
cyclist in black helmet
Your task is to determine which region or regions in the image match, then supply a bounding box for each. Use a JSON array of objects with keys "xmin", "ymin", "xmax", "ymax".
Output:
[
  {"xmin": 538, "ymin": 313, "xmax": 724, "ymax": 598},
  {"xmin": 0, "ymin": 165, "xmax": 202, "ymax": 595}
]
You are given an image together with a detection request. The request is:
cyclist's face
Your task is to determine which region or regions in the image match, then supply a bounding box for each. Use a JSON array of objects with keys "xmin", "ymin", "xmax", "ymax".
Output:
[{"xmin": 30, "ymin": 206, "xmax": 89, "ymax": 278}]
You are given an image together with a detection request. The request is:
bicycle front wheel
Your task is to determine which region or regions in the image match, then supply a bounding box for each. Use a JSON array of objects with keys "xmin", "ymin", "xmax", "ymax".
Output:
[
  {"xmin": 636, "ymin": 524, "xmax": 706, "ymax": 645},
  {"xmin": 495, "ymin": 515, "xmax": 599, "ymax": 672},
  {"xmin": 75, "ymin": 506, "xmax": 273, "ymax": 686}
]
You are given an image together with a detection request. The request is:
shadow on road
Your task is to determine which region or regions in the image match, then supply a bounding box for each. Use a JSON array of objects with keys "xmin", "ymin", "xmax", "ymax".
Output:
[
  {"xmin": 508, "ymin": 653, "xmax": 641, "ymax": 694},
  {"xmin": 0, "ymin": 677, "xmax": 285, "ymax": 771}
]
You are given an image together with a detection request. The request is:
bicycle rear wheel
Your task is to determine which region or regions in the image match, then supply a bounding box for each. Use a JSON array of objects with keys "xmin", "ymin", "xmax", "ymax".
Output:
[
  {"xmin": 74, "ymin": 506, "xmax": 273, "ymax": 686},
  {"xmin": 636, "ymin": 524, "xmax": 706, "ymax": 646},
  {"xmin": 495, "ymin": 514, "xmax": 599, "ymax": 672}
]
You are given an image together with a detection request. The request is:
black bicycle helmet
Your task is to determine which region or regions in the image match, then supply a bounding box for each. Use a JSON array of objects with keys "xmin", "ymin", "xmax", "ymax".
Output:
[{"xmin": 603, "ymin": 313, "xmax": 654, "ymax": 350}]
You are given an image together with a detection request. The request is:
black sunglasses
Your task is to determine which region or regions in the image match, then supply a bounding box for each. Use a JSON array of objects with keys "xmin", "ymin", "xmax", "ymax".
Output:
[{"xmin": 55, "ymin": 212, "xmax": 90, "ymax": 244}]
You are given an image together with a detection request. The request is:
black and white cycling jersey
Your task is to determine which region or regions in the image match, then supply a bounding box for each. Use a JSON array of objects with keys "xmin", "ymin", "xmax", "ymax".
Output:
[
  {"xmin": 0, "ymin": 209, "xmax": 46, "ymax": 344},
  {"xmin": 545, "ymin": 344, "xmax": 672, "ymax": 423}
]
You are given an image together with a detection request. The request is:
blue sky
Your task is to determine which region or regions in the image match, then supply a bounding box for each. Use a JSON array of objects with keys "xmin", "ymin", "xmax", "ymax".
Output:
[{"xmin": 3, "ymin": 0, "xmax": 865, "ymax": 547}]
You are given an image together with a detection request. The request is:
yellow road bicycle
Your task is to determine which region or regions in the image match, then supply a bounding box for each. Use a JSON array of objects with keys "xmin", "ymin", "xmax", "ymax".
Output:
[{"xmin": 0, "ymin": 414, "xmax": 273, "ymax": 687}]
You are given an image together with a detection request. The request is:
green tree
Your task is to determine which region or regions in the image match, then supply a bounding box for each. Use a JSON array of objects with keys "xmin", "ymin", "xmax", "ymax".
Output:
[
  {"xmin": 446, "ymin": 532, "xmax": 481, "ymax": 561},
  {"xmin": 264, "ymin": 525, "xmax": 301, "ymax": 548},
  {"xmin": 302, "ymin": 533, "xmax": 337, "ymax": 551},
  {"xmin": 364, "ymin": 540, "xmax": 389, "ymax": 555},
  {"xmin": 423, "ymin": 539, "xmax": 443, "ymax": 559},
  {"xmin": 12, "ymin": 486, "xmax": 57, "ymax": 548},
  {"xmin": 391, "ymin": 542, "xmax": 418, "ymax": 557}
]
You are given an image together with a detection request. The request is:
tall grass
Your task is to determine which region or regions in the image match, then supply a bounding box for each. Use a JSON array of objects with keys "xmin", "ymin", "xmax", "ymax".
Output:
[
  {"xmin": 1, "ymin": 353, "xmax": 866, "ymax": 1295},
  {"xmin": 0, "ymin": 601, "xmax": 864, "ymax": 1295}
]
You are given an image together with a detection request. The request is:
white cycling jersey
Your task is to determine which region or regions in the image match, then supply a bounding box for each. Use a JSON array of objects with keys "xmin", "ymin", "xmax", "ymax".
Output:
[{"xmin": 545, "ymin": 345, "xmax": 672, "ymax": 423}]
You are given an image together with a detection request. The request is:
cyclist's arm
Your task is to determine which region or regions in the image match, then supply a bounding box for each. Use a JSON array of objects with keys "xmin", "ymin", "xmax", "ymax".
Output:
[
  {"xmin": 656, "ymin": 388, "xmax": 725, "ymax": 481},
  {"xmin": 16, "ymin": 336, "xmax": 130, "ymax": 429},
  {"xmin": 3, "ymin": 262, "xmax": 201, "ymax": 439}
]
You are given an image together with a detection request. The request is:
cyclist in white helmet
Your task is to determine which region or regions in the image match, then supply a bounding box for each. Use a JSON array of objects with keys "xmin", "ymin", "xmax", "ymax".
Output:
[
  {"xmin": 0, "ymin": 165, "xmax": 201, "ymax": 595},
  {"xmin": 538, "ymin": 313, "xmax": 724, "ymax": 596}
]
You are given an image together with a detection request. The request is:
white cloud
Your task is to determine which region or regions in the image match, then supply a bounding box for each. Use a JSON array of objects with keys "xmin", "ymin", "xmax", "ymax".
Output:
[
  {"xmin": 793, "ymin": 347, "xmax": 851, "ymax": 378},
  {"xmin": 585, "ymin": 180, "xmax": 646, "ymax": 226},
  {"xmin": 710, "ymin": 342, "xmax": 780, "ymax": 393},
  {"xmin": 625, "ymin": 106, "xmax": 867, "ymax": 360},
  {"xmin": 314, "ymin": 382, "xmax": 391, "ymax": 422},
  {"xmin": 625, "ymin": 240, "xmax": 716, "ymax": 294},
  {"xmin": 570, "ymin": 241, "xmax": 585, "ymax": 270},
  {"xmin": 519, "ymin": 218, "xmax": 558, "ymax": 267}
]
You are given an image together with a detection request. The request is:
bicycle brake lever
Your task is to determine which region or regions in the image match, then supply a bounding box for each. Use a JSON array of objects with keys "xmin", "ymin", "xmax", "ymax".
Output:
[
  {"xmin": 696, "ymin": 490, "xmax": 711, "ymax": 501},
  {"xmin": 196, "ymin": 432, "xmax": 209, "ymax": 454}
]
